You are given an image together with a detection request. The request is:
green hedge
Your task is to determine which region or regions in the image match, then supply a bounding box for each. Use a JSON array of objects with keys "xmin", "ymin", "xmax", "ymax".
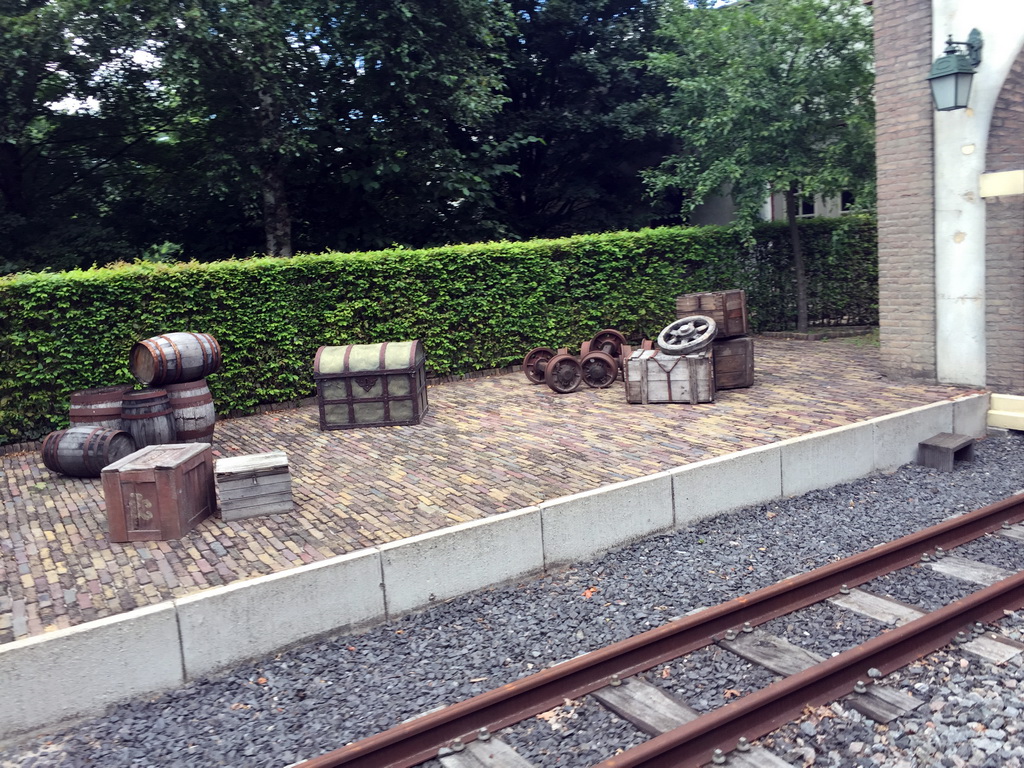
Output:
[{"xmin": 0, "ymin": 217, "xmax": 875, "ymax": 444}]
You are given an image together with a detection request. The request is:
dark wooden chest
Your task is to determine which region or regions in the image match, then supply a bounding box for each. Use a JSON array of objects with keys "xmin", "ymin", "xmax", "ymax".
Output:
[{"xmin": 314, "ymin": 340, "xmax": 428, "ymax": 429}]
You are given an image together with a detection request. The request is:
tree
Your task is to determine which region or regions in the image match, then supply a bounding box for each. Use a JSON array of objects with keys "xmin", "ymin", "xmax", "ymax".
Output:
[
  {"xmin": 134, "ymin": 0, "xmax": 515, "ymax": 257},
  {"xmin": 0, "ymin": 0, "xmax": 158, "ymax": 271},
  {"xmin": 645, "ymin": 0, "xmax": 874, "ymax": 332},
  {"xmin": 464, "ymin": 0, "xmax": 675, "ymax": 240}
]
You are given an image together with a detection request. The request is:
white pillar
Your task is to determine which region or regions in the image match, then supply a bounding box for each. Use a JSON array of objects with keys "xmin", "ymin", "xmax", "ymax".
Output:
[{"xmin": 932, "ymin": 1, "xmax": 1024, "ymax": 387}]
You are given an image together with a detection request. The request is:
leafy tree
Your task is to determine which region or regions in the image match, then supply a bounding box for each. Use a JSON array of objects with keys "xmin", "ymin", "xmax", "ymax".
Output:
[
  {"xmin": 132, "ymin": 0, "xmax": 515, "ymax": 257},
  {"xmin": 645, "ymin": 0, "xmax": 874, "ymax": 332},
  {"xmin": 0, "ymin": 0, "xmax": 156, "ymax": 271},
  {"xmin": 466, "ymin": 0, "xmax": 675, "ymax": 240}
]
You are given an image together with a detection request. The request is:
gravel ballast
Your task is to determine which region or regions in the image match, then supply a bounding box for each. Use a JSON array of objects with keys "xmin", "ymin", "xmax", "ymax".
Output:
[{"xmin": 2, "ymin": 432, "xmax": 1024, "ymax": 767}]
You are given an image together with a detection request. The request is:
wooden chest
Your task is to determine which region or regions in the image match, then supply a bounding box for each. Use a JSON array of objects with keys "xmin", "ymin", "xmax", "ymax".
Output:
[
  {"xmin": 215, "ymin": 451, "xmax": 292, "ymax": 521},
  {"xmin": 102, "ymin": 443, "xmax": 214, "ymax": 542},
  {"xmin": 675, "ymin": 289, "xmax": 748, "ymax": 339},
  {"xmin": 624, "ymin": 350, "xmax": 715, "ymax": 404},
  {"xmin": 314, "ymin": 341, "xmax": 428, "ymax": 430},
  {"xmin": 712, "ymin": 336, "xmax": 755, "ymax": 389}
]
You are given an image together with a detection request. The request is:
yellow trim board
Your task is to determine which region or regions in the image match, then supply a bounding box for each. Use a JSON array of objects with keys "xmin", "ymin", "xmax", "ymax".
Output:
[
  {"xmin": 980, "ymin": 170, "xmax": 1024, "ymax": 198},
  {"xmin": 988, "ymin": 393, "xmax": 1024, "ymax": 430}
]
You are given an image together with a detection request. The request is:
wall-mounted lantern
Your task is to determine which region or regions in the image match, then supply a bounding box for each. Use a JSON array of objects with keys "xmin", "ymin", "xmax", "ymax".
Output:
[{"xmin": 927, "ymin": 29, "xmax": 983, "ymax": 111}]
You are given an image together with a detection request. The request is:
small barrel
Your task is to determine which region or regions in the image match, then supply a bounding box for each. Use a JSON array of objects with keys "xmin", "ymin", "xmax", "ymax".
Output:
[
  {"xmin": 129, "ymin": 332, "xmax": 221, "ymax": 386},
  {"xmin": 41, "ymin": 426, "xmax": 136, "ymax": 478},
  {"xmin": 121, "ymin": 388, "xmax": 177, "ymax": 448},
  {"xmin": 164, "ymin": 379, "xmax": 217, "ymax": 443},
  {"xmin": 69, "ymin": 385, "xmax": 133, "ymax": 431}
]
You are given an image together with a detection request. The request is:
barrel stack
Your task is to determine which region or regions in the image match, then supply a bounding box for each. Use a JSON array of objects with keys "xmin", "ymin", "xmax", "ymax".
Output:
[
  {"xmin": 128, "ymin": 332, "xmax": 220, "ymax": 446},
  {"xmin": 42, "ymin": 332, "xmax": 221, "ymax": 477}
]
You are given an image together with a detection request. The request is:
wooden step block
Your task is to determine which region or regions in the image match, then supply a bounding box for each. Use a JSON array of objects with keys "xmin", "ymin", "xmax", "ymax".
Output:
[
  {"xmin": 917, "ymin": 432, "xmax": 974, "ymax": 472},
  {"xmin": 215, "ymin": 450, "xmax": 292, "ymax": 521}
]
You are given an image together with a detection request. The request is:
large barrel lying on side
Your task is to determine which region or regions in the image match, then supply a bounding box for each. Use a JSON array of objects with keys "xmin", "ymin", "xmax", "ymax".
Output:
[
  {"xmin": 130, "ymin": 332, "xmax": 221, "ymax": 386},
  {"xmin": 164, "ymin": 379, "xmax": 216, "ymax": 443},
  {"xmin": 69, "ymin": 385, "xmax": 133, "ymax": 431},
  {"xmin": 121, "ymin": 388, "xmax": 177, "ymax": 448},
  {"xmin": 41, "ymin": 427, "xmax": 136, "ymax": 478}
]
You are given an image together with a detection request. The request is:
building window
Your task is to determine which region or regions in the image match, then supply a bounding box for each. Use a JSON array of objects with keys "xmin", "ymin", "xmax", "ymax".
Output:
[
  {"xmin": 797, "ymin": 196, "xmax": 816, "ymax": 218},
  {"xmin": 841, "ymin": 190, "xmax": 856, "ymax": 213}
]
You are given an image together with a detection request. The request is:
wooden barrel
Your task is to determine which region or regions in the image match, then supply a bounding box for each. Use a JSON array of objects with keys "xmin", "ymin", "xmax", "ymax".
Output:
[
  {"xmin": 69, "ymin": 385, "xmax": 133, "ymax": 431},
  {"xmin": 41, "ymin": 427, "xmax": 136, "ymax": 478},
  {"xmin": 164, "ymin": 379, "xmax": 216, "ymax": 443},
  {"xmin": 129, "ymin": 332, "xmax": 221, "ymax": 386},
  {"xmin": 121, "ymin": 388, "xmax": 177, "ymax": 448}
]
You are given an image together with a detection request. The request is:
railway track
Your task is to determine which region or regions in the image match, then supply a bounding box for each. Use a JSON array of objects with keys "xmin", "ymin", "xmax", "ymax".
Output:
[{"xmin": 295, "ymin": 492, "xmax": 1024, "ymax": 768}]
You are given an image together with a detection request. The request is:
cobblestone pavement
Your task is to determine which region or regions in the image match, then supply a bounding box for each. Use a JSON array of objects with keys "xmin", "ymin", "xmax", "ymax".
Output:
[{"xmin": 0, "ymin": 338, "xmax": 977, "ymax": 645}]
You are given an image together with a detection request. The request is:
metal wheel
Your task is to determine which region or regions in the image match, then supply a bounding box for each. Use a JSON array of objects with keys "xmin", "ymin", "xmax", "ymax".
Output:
[
  {"xmin": 589, "ymin": 329, "xmax": 627, "ymax": 359},
  {"xmin": 523, "ymin": 347, "xmax": 556, "ymax": 384},
  {"xmin": 657, "ymin": 315, "xmax": 717, "ymax": 355},
  {"xmin": 580, "ymin": 351, "xmax": 617, "ymax": 388},
  {"xmin": 544, "ymin": 354, "xmax": 583, "ymax": 394}
]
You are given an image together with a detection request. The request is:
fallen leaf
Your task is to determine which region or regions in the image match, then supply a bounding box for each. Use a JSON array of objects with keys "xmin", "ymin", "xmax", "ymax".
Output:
[
  {"xmin": 347, "ymin": 645, "xmax": 357, "ymax": 652},
  {"xmin": 256, "ymin": 677, "xmax": 267, "ymax": 685},
  {"xmin": 724, "ymin": 688, "xmax": 741, "ymax": 699},
  {"xmin": 582, "ymin": 586, "xmax": 599, "ymax": 599},
  {"xmin": 765, "ymin": 511, "xmax": 777, "ymax": 519},
  {"xmin": 660, "ymin": 668, "xmax": 671, "ymax": 679}
]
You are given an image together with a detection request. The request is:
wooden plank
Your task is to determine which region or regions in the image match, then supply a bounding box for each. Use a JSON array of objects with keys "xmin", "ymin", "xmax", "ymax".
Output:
[
  {"xmin": 828, "ymin": 589, "xmax": 925, "ymax": 626},
  {"xmin": 925, "ymin": 555, "xmax": 1014, "ymax": 586},
  {"xmin": 962, "ymin": 632, "xmax": 1024, "ymax": 665},
  {"xmin": 592, "ymin": 680, "xmax": 794, "ymax": 767},
  {"xmin": 438, "ymin": 737, "xmax": 536, "ymax": 768},
  {"xmin": 218, "ymin": 477, "xmax": 292, "ymax": 497},
  {"xmin": 219, "ymin": 487, "xmax": 293, "ymax": 505},
  {"xmin": 998, "ymin": 524, "xmax": 1024, "ymax": 543},
  {"xmin": 218, "ymin": 498, "xmax": 293, "ymax": 521},
  {"xmin": 719, "ymin": 630, "xmax": 823, "ymax": 676},
  {"xmin": 215, "ymin": 450, "xmax": 289, "ymax": 478},
  {"xmin": 592, "ymin": 679, "xmax": 698, "ymax": 735},
  {"xmin": 722, "ymin": 630, "xmax": 922, "ymax": 723},
  {"xmin": 829, "ymin": 588, "xmax": 1023, "ymax": 665},
  {"xmin": 847, "ymin": 685, "xmax": 923, "ymax": 723},
  {"xmin": 727, "ymin": 749, "xmax": 796, "ymax": 768}
]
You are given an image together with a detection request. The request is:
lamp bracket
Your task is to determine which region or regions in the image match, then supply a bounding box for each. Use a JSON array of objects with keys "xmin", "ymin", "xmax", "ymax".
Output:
[{"xmin": 943, "ymin": 28, "xmax": 983, "ymax": 68}]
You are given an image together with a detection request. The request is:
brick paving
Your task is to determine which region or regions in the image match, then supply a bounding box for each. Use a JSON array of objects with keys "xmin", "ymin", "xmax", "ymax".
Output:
[{"xmin": 0, "ymin": 337, "xmax": 977, "ymax": 645}]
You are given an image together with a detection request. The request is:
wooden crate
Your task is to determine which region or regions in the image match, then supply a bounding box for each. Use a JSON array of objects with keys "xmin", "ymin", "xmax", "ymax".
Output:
[
  {"xmin": 215, "ymin": 450, "xmax": 292, "ymax": 521},
  {"xmin": 102, "ymin": 443, "xmax": 214, "ymax": 542},
  {"xmin": 314, "ymin": 341, "xmax": 428, "ymax": 430},
  {"xmin": 624, "ymin": 350, "xmax": 715, "ymax": 404},
  {"xmin": 712, "ymin": 336, "xmax": 755, "ymax": 389},
  {"xmin": 675, "ymin": 289, "xmax": 748, "ymax": 339}
]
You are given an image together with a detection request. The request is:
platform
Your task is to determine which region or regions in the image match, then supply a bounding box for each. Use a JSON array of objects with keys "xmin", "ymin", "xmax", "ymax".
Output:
[{"xmin": 0, "ymin": 337, "xmax": 977, "ymax": 646}]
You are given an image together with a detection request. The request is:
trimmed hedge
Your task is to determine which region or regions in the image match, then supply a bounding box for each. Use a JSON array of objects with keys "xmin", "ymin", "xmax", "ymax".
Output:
[{"xmin": 0, "ymin": 217, "xmax": 875, "ymax": 444}]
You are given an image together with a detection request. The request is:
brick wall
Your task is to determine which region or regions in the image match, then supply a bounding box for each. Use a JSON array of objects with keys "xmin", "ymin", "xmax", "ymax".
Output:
[
  {"xmin": 875, "ymin": 0, "xmax": 937, "ymax": 381},
  {"xmin": 985, "ymin": 44, "xmax": 1024, "ymax": 394}
]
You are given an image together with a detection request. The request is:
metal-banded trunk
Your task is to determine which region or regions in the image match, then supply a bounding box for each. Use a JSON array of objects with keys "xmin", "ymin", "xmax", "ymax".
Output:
[
  {"xmin": 675, "ymin": 290, "xmax": 748, "ymax": 339},
  {"xmin": 313, "ymin": 341, "xmax": 428, "ymax": 430},
  {"xmin": 624, "ymin": 350, "xmax": 715, "ymax": 405}
]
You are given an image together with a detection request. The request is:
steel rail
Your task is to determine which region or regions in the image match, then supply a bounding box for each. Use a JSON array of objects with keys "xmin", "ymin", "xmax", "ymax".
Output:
[
  {"xmin": 596, "ymin": 566, "xmax": 1024, "ymax": 768},
  {"xmin": 296, "ymin": 492, "xmax": 1024, "ymax": 768}
]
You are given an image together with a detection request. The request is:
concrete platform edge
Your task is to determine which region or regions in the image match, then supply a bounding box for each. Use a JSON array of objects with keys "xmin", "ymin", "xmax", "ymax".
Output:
[
  {"xmin": 379, "ymin": 507, "xmax": 543, "ymax": 617},
  {"xmin": 175, "ymin": 548, "xmax": 386, "ymax": 681},
  {"xmin": 0, "ymin": 602, "xmax": 182, "ymax": 742},
  {"xmin": 0, "ymin": 397, "xmax": 986, "ymax": 743}
]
